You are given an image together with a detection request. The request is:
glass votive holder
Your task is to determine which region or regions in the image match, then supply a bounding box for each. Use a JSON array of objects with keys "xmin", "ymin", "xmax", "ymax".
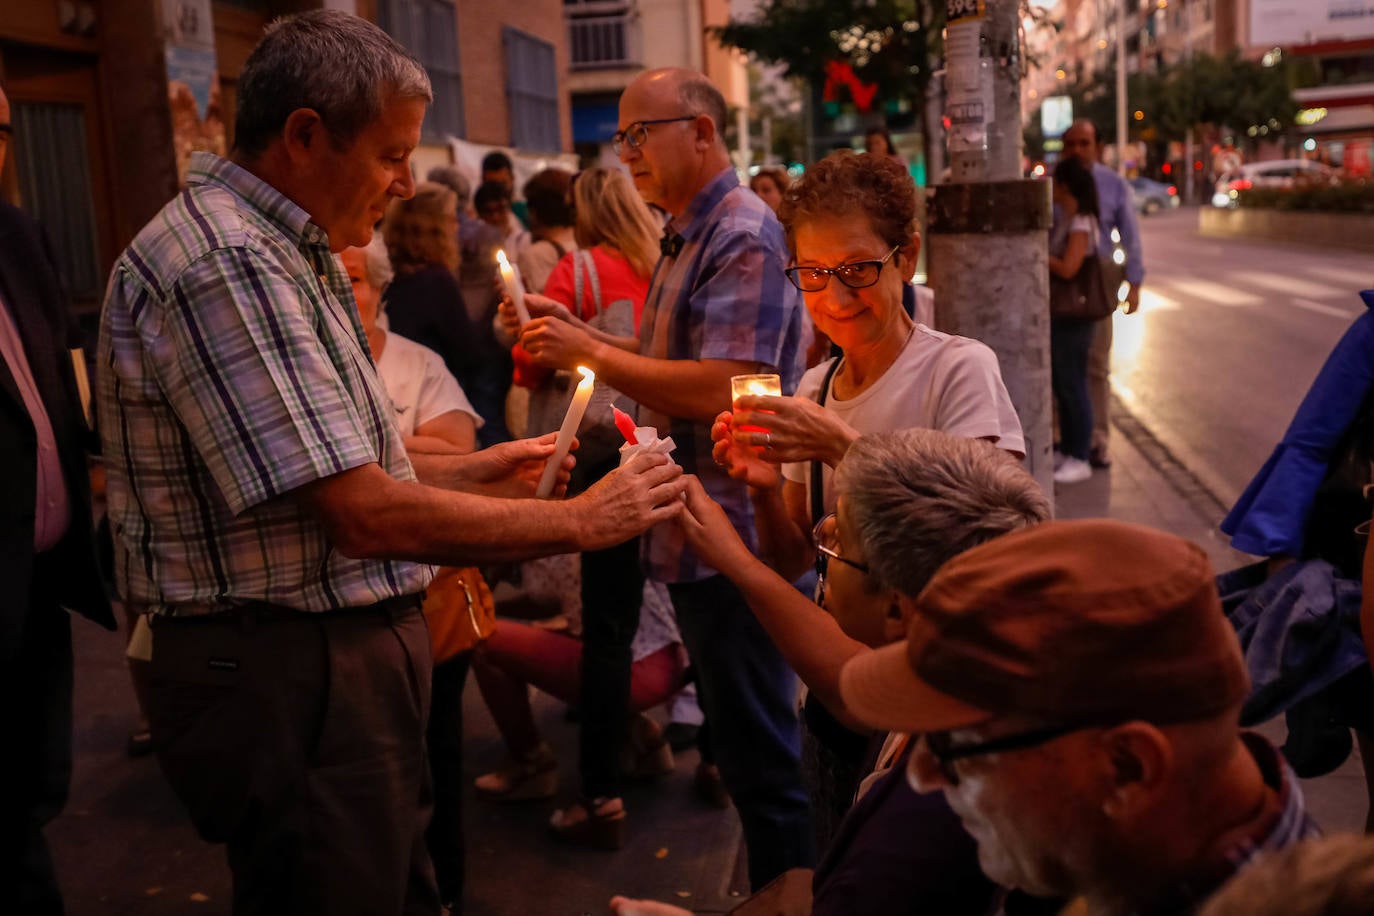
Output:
[{"xmin": 730, "ymin": 373, "xmax": 782, "ymax": 405}]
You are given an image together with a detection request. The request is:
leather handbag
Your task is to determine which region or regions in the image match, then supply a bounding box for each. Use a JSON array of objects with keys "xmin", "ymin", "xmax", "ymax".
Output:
[{"xmin": 1049, "ymin": 253, "xmax": 1116, "ymax": 322}]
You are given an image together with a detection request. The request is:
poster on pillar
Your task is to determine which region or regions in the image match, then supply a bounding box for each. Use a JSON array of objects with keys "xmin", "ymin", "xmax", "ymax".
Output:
[
  {"xmin": 945, "ymin": 19, "xmax": 992, "ymax": 156},
  {"xmin": 162, "ymin": 0, "xmax": 226, "ymax": 187}
]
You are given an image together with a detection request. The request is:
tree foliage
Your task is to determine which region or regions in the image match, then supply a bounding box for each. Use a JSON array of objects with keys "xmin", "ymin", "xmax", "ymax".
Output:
[{"xmin": 710, "ymin": 0, "xmax": 944, "ymax": 106}]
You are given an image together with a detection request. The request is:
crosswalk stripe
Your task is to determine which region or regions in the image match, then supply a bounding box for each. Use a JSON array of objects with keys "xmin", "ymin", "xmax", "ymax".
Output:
[
  {"xmin": 1241, "ymin": 272, "xmax": 1342, "ymax": 300},
  {"xmin": 1292, "ymin": 298, "xmax": 1358, "ymax": 320},
  {"xmin": 1160, "ymin": 278, "xmax": 1262, "ymax": 307}
]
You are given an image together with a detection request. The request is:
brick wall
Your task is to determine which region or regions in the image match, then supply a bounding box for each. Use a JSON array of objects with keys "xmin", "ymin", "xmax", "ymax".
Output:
[{"xmin": 454, "ymin": 0, "xmax": 571, "ymax": 152}]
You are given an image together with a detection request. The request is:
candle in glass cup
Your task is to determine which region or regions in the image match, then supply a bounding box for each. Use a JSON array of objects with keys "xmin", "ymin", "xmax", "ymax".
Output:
[
  {"xmin": 730, "ymin": 373, "xmax": 782, "ymax": 404},
  {"xmin": 730, "ymin": 373, "xmax": 781, "ymax": 440},
  {"xmin": 535, "ymin": 366, "xmax": 595, "ymax": 498},
  {"xmin": 496, "ymin": 248, "xmax": 531, "ymax": 325}
]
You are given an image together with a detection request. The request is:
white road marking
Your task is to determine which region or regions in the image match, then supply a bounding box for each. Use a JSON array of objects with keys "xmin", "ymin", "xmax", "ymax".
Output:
[
  {"xmin": 1306, "ymin": 266, "xmax": 1374, "ymax": 290},
  {"xmin": 1161, "ymin": 278, "xmax": 1263, "ymax": 307},
  {"xmin": 1292, "ymin": 298, "xmax": 1358, "ymax": 320},
  {"xmin": 1241, "ymin": 272, "xmax": 1342, "ymax": 300}
]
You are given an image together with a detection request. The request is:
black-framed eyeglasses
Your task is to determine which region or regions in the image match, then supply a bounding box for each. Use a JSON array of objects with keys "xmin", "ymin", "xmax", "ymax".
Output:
[
  {"xmin": 920, "ymin": 724, "xmax": 1086, "ymax": 787},
  {"xmin": 611, "ymin": 116, "xmax": 698, "ymax": 156},
  {"xmin": 813, "ymin": 513, "xmax": 870, "ymax": 607},
  {"xmin": 785, "ymin": 245, "xmax": 900, "ymax": 292}
]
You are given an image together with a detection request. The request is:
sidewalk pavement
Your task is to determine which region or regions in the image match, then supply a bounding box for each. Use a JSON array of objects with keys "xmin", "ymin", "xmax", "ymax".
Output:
[{"xmin": 48, "ymin": 403, "xmax": 1368, "ymax": 914}]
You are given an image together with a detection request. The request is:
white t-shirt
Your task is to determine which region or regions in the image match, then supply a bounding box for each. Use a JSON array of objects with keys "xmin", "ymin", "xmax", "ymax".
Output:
[
  {"xmin": 782, "ymin": 324, "xmax": 1025, "ymax": 513},
  {"xmin": 374, "ymin": 332, "xmax": 483, "ymax": 437}
]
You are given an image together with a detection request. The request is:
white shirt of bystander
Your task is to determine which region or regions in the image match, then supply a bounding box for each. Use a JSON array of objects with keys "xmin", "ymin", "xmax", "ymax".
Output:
[{"xmin": 374, "ymin": 332, "xmax": 483, "ymax": 437}]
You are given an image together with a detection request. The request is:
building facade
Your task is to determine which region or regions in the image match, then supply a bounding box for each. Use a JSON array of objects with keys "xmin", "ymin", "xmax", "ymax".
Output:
[{"xmin": 0, "ymin": 0, "xmax": 570, "ymax": 318}]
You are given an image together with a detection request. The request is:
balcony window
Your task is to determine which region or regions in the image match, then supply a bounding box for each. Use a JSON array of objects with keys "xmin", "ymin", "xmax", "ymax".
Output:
[
  {"xmin": 565, "ymin": 0, "xmax": 639, "ymax": 69},
  {"xmin": 504, "ymin": 27, "xmax": 561, "ymax": 152},
  {"xmin": 378, "ymin": 0, "xmax": 465, "ymax": 141}
]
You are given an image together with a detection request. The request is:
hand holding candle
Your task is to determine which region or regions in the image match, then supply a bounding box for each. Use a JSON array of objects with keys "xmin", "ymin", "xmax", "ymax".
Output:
[
  {"xmin": 496, "ymin": 248, "xmax": 531, "ymax": 326},
  {"xmin": 729, "ymin": 373, "xmax": 781, "ymax": 448},
  {"xmin": 535, "ymin": 366, "xmax": 595, "ymax": 498}
]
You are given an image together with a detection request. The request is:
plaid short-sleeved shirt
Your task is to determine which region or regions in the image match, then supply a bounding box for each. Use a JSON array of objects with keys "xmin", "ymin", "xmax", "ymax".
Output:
[
  {"xmin": 98, "ymin": 152, "xmax": 433, "ymax": 615},
  {"xmin": 638, "ymin": 168, "xmax": 805, "ymax": 582}
]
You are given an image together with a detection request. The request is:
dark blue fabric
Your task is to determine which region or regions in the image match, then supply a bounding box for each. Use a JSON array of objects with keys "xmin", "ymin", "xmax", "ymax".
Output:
[
  {"xmin": 1218, "ymin": 559, "xmax": 1366, "ymax": 725},
  {"xmin": 667, "ymin": 574, "xmax": 812, "ymax": 890},
  {"xmin": 812, "ymin": 743, "xmax": 997, "ymax": 916},
  {"xmin": 1050, "ymin": 318, "xmax": 1096, "ymax": 460},
  {"xmin": 1222, "ymin": 293, "xmax": 1374, "ymax": 558}
]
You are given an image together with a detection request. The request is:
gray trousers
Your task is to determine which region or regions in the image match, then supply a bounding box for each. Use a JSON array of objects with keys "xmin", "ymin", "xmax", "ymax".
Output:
[
  {"xmin": 1088, "ymin": 314, "xmax": 1113, "ymax": 452},
  {"xmin": 146, "ymin": 601, "xmax": 438, "ymax": 916}
]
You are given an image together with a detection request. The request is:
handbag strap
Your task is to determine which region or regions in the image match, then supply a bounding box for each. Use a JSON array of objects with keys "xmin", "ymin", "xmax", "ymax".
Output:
[
  {"xmin": 573, "ymin": 249, "xmax": 604, "ymax": 319},
  {"xmin": 810, "ymin": 357, "xmax": 844, "ymax": 525}
]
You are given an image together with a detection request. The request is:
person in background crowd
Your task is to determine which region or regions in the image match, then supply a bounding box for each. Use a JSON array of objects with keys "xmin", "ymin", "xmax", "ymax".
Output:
[
  {"xmin": 426, "ymin": 164, "xmax": 476, "ymax": 239},
  {"xmin": 748, "ymin": 166, "xmax": 790, "ymax": 215},
  {"xmin": 516, "ymin": 168, "xmax": 576, "ymax": 294},
  {"xmin": 341, "ymin": 236, "xmax": 484, "ymax": 913},
  {"xmin": 515, "ymin": 66, "xmax": 810, "ymax": 890},
  {"xmin": 481, "ymin": 149, "xmax": 528, "ymax": 232},
  {"xmin": 714, "ymin": 150, "xmax": 1023, "ymax": 850},
  {"xmin": 1061, "ymin": 118, "xmax": 1145, "ymax": 469},
  {"xmin": 1048, "ymin": 156, "xmax": 1104, "ymax": 485},
  {"xmin": 608, "ymin": 430, "xmax": 1051, "ymax": 916},
  {"xmin": 0, "ymin": 79, "xmax": 117, "ymax": 914},
  {"xmin": 501, "ymin": 164, "xmax": 676, "ymax": 845},
  {"xmin": 381, "ymin": 182, "xmax": 481, "ymax": 407},
  {"xmin": 840, "ymin": 519, "xmax": 1321, "ymax": 916},
  {"xmin": 97, "ymin": 12, "xmax": 686, "ymax": 912},
  {"xmin": 863, "ymin": 126, "xmax": 906, "ymax": 170}
]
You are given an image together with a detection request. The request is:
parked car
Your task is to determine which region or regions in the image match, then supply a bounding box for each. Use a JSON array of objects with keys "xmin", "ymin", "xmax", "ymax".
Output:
[
  {"xmin": 1211, "ymin": 159, "xmax": 1334, "ymax": 208},
  {"xmin": 1128, "ymin": 176, "xmax": 1180, "ymax": 215}
]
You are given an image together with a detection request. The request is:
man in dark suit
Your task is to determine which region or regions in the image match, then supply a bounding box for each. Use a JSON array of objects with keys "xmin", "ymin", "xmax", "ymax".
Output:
[{"xmin": 0, "ymin": 81, "xmax": 116, "ymax": 914}]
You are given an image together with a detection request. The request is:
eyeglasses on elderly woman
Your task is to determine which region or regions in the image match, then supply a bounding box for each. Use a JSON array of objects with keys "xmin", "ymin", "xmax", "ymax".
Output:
[{"xmin": 785, "ymin": 245, "xmax": 900, "ymax": 293}]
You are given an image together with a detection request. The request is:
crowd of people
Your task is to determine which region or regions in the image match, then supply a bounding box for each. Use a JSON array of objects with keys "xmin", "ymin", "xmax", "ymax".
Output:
[{"xmin": 7, "ymin": 8, "xmax": 1374, "ymax": 916}]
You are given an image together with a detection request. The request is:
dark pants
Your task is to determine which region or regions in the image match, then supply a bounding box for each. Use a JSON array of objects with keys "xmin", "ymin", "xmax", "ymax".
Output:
[
  {"xmin": 3, "ymin": 586, "xmax": 73, "ymax": 916},
  {"xmin": 468, "ymin": 354, "xmax": 513, "ymax": 448},
  {"xmin": 668, "ymin": 575, "xmax": 813, "ymax": 890},
  {"xmin": 1051, "ymin": 318, "xmax": 1097, "ymax": 460},
  {"xmin": 426, "ymin": 652, "xmax": 471, "ymax": 911},
  {"xmin": 580, "ymin": 535, "xmax": 645, "ymax": 800},
  {"xmin": 146, "ymin": 602, "xmax": 439, "ymax": 916}
]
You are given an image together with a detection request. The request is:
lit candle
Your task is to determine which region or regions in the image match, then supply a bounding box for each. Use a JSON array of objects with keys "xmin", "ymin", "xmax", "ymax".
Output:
[
  {"xmin": 536, "ymin": 366, "xmax": 595, "ymax": 498},
  {"xmin": 496, "ymin": 248, "xmax": 531, "ymax": 325},
  {"xmin": 730, "ymin": 373, "xmax": 782, "ymax": 404}
]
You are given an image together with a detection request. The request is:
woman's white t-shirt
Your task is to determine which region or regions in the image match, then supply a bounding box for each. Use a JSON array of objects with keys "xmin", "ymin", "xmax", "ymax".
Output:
[
  {"xmin": 782, "ymin": 324, "xmax": 1025, "ymax": 514},
  {"xmin": 375, "ymin": 332, "xmax": 483, "ymax": 437}
]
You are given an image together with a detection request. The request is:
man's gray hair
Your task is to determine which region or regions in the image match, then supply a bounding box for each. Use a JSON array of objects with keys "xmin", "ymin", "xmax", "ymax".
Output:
[
  {"xmin": 234, "ymin": 10, "xmax": 431, "ymax": 158},
  {"xmin": 834, "ymin": 430, "xmax": 1050, "ymax": 597},
  {"xmin": 678, "ymin": 74, "xmax": 728, "ymax": 145},
  {"xmin": 427, "ymin": 165, "xmax": 472, "ymax": 208}
]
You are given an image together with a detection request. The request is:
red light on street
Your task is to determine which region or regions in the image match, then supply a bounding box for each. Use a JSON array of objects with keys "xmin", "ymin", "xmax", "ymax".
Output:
[
  {"xmin": 1194, "ymin": 160, "xmax": 1204, "ymax": 170},
  {"xmin": 1167, "ymin": 186, "xmax": 1177, "ymax": 195},
  {"xmin": 1162, "ymin": 163, "xmax": 1172, "ymax": 174}
]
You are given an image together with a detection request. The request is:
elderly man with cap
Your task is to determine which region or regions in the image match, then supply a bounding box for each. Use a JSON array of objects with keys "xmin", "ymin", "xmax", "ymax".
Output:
[{"xmin": 840, "ymin": 519, "xmax": 1320, "ymax": 916}]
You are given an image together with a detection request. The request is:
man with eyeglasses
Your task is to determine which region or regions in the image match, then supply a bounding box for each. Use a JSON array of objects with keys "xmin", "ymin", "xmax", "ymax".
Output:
[
  {"xmin": 841, "ymin": 519, "xmax": 1320, "ymax": 916},
  {"xmin": 516, "ymin": 66, "xmax": 808, "ymax": 889}
]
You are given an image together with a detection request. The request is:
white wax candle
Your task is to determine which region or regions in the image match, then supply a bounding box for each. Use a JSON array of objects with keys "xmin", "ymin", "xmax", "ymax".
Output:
[
  {"xmin": 535, "ymin": 366, "xmax": 595, "ymax": 498},
  {"xmin": 496, "ymin": 248, "xmax": 531, "ymax": 325}
]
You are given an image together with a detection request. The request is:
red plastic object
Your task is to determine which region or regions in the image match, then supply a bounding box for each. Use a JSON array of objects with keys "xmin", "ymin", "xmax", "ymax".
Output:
[{"xmin": 613, "ymin": 407, "xmax": 639, "ymax": 445}]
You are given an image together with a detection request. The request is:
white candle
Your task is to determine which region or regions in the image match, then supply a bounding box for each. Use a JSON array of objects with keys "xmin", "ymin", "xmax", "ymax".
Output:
[
  {"xmin": 496, "ymin": 248, "xmax": 531, "ymax": 325},
  {"xmin": 535, "ymin": 366, "xmax": 595, "ymax": 498}
]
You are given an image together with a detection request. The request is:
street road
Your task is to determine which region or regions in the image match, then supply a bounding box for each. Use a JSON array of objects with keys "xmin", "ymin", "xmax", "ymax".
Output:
[{"xmin": 1111, "ymin": 206, "xmax": 1373, "ymax": 508}]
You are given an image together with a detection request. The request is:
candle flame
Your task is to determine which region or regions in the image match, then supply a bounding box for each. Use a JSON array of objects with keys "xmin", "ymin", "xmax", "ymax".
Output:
[
  {"xmin": 576, "ymin": 365, "xmax": 595, "ymax": 383},
  {"xmin": 496, "ymin": 249, "xmax": 511, "ymax": 270}
]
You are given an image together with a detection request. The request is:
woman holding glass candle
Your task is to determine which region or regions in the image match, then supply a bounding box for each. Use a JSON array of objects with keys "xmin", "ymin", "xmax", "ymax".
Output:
[
  {"xmin": 712, "ymin": 151, "xmax": 1025, "ymax": 850},
  {"xmin": 487, "ymin": 167, "xmax": 669, "ymax": 847}
]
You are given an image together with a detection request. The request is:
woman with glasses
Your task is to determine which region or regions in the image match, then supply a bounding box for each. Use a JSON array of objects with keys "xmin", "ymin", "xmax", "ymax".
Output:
[{"xmin": 712, "ymin": 151, "xmax": 1024, "ymax": 850}]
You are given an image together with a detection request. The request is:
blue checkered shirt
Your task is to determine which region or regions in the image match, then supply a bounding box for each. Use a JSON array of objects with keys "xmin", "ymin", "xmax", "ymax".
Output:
[
  {"xmin": 97, "ymin": 152, "xmax": 433, "ymax": 615},
  {"xmin": 638, "ymin": 168, "xmax": 805, "ymax": 582}
]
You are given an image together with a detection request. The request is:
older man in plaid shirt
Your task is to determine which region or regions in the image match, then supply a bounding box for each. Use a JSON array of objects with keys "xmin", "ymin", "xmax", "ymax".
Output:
[
  {"xmin": 97, "ymin": 12, "xmax": 684, "ymax": 915},
  {"xmin": 517, "ymin": 67, "xmax": 811, "ymax": 888}
]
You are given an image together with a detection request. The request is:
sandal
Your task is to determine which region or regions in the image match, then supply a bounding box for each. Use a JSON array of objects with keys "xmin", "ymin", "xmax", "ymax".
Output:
[
  {"xmin": 474, "ymin": 741, "xmax": 559, "ymax": 801},
  {"xmin": 621, "ymin": 713, "xmax": 675, "ymax": 780},
  {"xmin": 549, "ymin": 796, "xmax": 627, "ymax": 850}
]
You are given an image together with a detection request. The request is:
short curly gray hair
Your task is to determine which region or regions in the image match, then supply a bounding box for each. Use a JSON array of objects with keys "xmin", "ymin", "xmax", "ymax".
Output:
[
  {"xmin": 234, "ymin": 10, "xmax": 431, "ymax": 158},
  {"xmin": 834, "ymin": 430, "xmax": 1050, "ymax": 597}
]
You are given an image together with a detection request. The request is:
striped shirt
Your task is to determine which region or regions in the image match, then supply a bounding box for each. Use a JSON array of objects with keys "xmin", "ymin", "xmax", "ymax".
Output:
[
  {"xmin": 97, "ymin": 152, "xmax": 433, "ymax": 616},
  {"xmin": 638, "ymin": 167, "xmax": 805, "ymax": 582}
]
